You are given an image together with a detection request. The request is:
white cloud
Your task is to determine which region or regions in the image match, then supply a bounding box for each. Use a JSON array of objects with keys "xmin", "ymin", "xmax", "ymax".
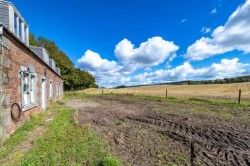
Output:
[
  {"xmin": 77, "ymin": 50, "xmax": 125, "ymax": 86},
  {"xmin": 78, "ymin": 50, "xmax": 250, "ymax": 87},
  {"xmin": 77, "ymin": 37, "xmax": 179, "ymax": 87},
  {"xmin": 201, "ymin": 27, "xmax": 211, "ymax": 34},
  {"xmin": 186, "ymin": 0, "xmax": 250, "ymax": 61},
  {"xmin": 114, "ymin": 37, "xmax": 179, "ymax": 72},
  {"xmin": 129, "ymin": 58, "xmax": 250, "ymax": 85},
  {"xmin": 181, "ymin": 18, "xmax": 188, "ymax": 23},
  {"xmin": 77, "ymin": 50, "xmax": 123, "ymax": 75},
  {"xmin": 211, "ymin": 8, "xmax": 217, "ymax": 14}
]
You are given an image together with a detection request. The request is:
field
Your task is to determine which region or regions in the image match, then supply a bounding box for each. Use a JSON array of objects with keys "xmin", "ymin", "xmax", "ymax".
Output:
[
  {"xmin": 65, "ymin": 93, "xmax": 250, "ymax": 165},
  {"xmin": 1, "ymin": 87, "xmax": 250, "ymax": 165},
  {"xmin": 84, "ymin": 82, "xmax": 250, "ymax": 102}
]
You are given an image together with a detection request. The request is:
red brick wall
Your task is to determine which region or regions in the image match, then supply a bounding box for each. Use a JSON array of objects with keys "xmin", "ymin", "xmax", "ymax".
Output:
[{"xmin": 2, "ymin": 29, "xmax": 63, "ymax": 134}]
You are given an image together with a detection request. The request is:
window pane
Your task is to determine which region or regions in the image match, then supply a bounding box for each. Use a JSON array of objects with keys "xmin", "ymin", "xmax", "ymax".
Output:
[
  {"xmin": 14, "ymin": 13, "xmax": 18, "ymax": 36},
  {"xmin": 19, "ymin": 19, "xmax": 22, "ymax": 39},
  {"xmin": 30, "ymin": 75, "xmax": 35, "ymax": 104},
  {"xmin": 23, "ymin": 74, "xmax": 29, "ymax": 106},
  {"xmin": 24, "ymin": 26, "xmax": 27, "ymax": 44}
]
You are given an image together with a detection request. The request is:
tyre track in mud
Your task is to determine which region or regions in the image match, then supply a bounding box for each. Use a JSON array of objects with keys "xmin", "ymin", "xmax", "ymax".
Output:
[
  {"xmin": 128, "ymin": 113, "xmax": 250, "ymax": 166},
  {"xmin": 69, "ymin": 96, "xmax": 250, "ymax": 165}
]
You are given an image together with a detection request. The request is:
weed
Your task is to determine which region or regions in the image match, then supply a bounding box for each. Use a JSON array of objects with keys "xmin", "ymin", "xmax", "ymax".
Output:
[
  {"xmin": 117, "ymin": 118, "xmax": 126, "ymax": 126},
  {"xmin": 98, "ymin": 156, "xmax": 120, "ymax": 166}
]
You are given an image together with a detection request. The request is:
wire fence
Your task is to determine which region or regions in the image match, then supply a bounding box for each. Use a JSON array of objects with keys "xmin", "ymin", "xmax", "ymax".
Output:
[{"xmin": 83, "ymin": 85, "xmax": 250, "ymax": 104}]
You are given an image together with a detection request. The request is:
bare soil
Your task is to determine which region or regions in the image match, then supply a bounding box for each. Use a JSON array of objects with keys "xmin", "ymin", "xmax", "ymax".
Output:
[{"xmin": 66, "ymin": 95, "xmax": 250, "ymax": 166}]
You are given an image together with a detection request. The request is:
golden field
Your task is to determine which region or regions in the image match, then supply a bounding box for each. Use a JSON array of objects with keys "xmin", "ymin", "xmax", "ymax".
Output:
[{"xmin": 83, "ymin": 82, "xmax": 250, "ymax": 101}]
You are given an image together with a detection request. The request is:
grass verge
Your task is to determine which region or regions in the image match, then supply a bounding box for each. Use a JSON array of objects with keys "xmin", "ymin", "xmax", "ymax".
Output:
[
  {"xmin": 0, "ymin": 112, "xmax": 45, "ymax": 160},
  {"xmin": 96, "ymin": 92, "xmax": 250, "ymax": 108},
  {"xmin": 0, "ymin": 102, "xmax": 120, "ymax": 165},
  {"xmin": 20, "ymin": 103, "xmax": 119, "ymax": 166}
]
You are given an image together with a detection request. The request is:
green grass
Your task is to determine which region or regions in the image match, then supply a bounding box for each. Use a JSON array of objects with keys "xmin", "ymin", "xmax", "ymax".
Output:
[
  {"xmin": 20, "ymin": 104, "xmax": 120, "ymax": 166},
  {"xmin": 131, "ymin": 93, "xmax": 250, "ymax": 108},
  {"xmin": 0, "ymin": 112, "xmax": 45, "ymax": 160},
  {"xmin": 62, "ymin": 91, "xmax": 94, "ymax": 102},
  {"xmin": 117, "ymin": 118, "xmax": 126, "ymax": 126},
  {"xmin": 0, "ymin": 101, "xmax": 120, "ymax": 165},
  {"xmin": 187, "ymin": 97, "xmax": 250, "ymax": 108}
]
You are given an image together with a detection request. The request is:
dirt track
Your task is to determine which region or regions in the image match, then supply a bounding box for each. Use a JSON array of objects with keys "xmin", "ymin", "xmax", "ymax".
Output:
[{"xmin": 66, "ymin": 95, "xmax": 250, "ymax": 166}]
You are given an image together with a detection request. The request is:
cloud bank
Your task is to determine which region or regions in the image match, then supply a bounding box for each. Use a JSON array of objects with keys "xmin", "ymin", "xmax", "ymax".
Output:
[
  {"xmin": 186, "ymin": 0, "xmax": 250, "ymax": 61},
  {"xmin": 77, "ymin": 1, "xmax": 250, "ymax": 87},
  {"xmin": 114, "ymin": 37, "xmax": 179, "ymax": 72}
]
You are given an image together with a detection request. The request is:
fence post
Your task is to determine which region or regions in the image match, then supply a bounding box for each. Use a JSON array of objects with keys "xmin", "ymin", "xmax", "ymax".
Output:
[
  {"xmin": 102, "ymin": 89, "xmax": 103, "ymax": 95},
  {"xmin": 166, "ymin": 89, "xmax": 168, "ymax": 98},
  {"xmin": 238, "ymin": 89, "xmax": 241, "ymax": 104}
]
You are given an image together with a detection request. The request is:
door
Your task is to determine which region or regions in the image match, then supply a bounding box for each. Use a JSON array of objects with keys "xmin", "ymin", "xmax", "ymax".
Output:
[
  {"xmin": 41, "ymin": 79, "xmax": 46, "ymax": 110},
  {"xmin": 23, "ymin": 73, "xmax": 30, "ymax": 107}
]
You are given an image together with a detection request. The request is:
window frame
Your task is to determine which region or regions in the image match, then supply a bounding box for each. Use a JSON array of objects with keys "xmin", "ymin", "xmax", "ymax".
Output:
[
  {"xmin": 24, "ymin": 25, "xmax": 27, "ymax": 45},
  {"xmin": 14, "ymin": 13, "xmax": 18, "ymax": 36},
  {"xmin": 19, "ymin": 18, "xmax": 22, "ymax": 40},
  {"xmin": 20, "ymin": 66, "xmax": 38, "ymax": 111}
]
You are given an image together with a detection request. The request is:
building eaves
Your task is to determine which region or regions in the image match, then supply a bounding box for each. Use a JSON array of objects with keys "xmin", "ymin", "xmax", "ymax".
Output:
[
  {"xmin": 0, "ymin": 0, "xmax": 28, "ymax": 26},
  {"xmin": 1, "ymin": 23, "xmax": 63, "ymax": 80}
]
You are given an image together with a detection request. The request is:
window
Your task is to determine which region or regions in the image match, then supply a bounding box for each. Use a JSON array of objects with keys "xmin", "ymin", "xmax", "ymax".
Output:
[
  {"xmin": 20, "ymin": 65, "xmax": 37, "ymax": 110},
  {"xmin": 49, "ymin": 80, "xmax": 53, "ymax": 98},
  {"xmin": 19, "ymin": 19, "xmax": 22, "ymax": 40},
  {"xmin": 24, "ymin": 26, "xmax": 27, "ymax": 44},
  {"xmin": 30, "ymin": 75, "xmax": 36, "ymax": 104},
  {"xmin": 22, "ymin": 73, "xmax": 29, "ymax": 107},
  {"xmin": 14, "ymin": 13, "xmax": 18, "ymax": 36}
]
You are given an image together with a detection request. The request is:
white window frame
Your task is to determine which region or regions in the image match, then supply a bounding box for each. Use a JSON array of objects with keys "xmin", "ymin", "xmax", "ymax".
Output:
[
  {"xmin": 30, "ymin": 75, "xmax": 36, "ymax": 104},
  {"xmin": 20, "ymin": 66, "xmax": 38, "ymax": 111},
  {"xmin": 14, "ymin": 13, "xmax": 18, "ymax": 37},
  {"xmin": 24, "ymin": 25, "xmax": 27, "ymax": 45},
  {"xmin": 19, "ymin": 18, "xmax": 22, "ymax": 40}
]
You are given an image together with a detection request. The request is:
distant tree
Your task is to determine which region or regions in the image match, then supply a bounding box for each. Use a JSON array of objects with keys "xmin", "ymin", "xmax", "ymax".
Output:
[
  {"xmin": 115, "ymin": 85, "xmax": 127, "ymax": 89},
  {"xmin": 29, "ymin": 33, "xmax": 40, "ymax": 46}
]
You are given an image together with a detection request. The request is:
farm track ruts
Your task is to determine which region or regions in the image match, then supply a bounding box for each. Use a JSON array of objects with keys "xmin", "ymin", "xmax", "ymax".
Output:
[
  {"xmin": 128, "ymin": 113, "xmax": 250, "ymax": 166},
  {"xmin": 67, "ymin": 95, "xmax": 250, "ymax": 165}
]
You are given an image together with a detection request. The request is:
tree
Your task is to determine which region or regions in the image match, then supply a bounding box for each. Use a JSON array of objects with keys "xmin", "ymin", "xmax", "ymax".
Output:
[{"xmin": 29, "ymin": 33, "xmax": 96, "ymax": 90}]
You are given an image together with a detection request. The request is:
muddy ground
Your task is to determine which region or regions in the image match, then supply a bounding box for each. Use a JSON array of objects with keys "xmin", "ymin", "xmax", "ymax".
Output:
[{"xmin": 66, "ymin": 95, "xmax": 250, "ymax": 166}]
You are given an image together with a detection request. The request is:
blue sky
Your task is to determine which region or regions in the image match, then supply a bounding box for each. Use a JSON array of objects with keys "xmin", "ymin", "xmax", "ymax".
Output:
[{"xmin": 11, "ymin": 0, "xmax": 250, "ymax": 87}]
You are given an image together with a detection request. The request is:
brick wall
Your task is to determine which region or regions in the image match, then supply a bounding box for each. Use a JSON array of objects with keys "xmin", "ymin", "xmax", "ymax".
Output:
[{"xmin": 1, "ymin": 28, "xmax": 63, "ymax": 135}]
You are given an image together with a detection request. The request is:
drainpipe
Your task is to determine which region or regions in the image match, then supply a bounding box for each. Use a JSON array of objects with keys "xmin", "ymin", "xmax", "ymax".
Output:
[{"xmin": 0, "ymin": 22, "xmax": 5, "ymax": 146}]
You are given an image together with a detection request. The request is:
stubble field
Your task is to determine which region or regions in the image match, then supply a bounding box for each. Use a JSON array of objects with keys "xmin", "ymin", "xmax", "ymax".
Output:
[{"xmin": 84, "ymin": 82, "xmax": 250, "ymax": 102}]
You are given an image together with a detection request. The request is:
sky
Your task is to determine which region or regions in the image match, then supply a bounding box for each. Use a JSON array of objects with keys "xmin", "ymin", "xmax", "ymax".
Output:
[{"xmin": 10, "ymin": 0, "xmax": 250, "ymax": 87}]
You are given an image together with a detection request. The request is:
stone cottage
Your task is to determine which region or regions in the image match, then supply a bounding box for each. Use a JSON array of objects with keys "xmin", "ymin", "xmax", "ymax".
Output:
[{"xmin": 0, "ymin": 1, "xmax": 64, "ymax": 145}]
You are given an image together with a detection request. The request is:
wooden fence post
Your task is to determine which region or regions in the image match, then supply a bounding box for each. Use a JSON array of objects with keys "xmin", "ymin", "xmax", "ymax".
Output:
[
  {"xmin": 238, "ymin": 89, "xmax": 241, "ymax": 104},
  {"xmin": 102, "ymin": 89, "xmax": 104, "ymax": 95},
  {"xmin": 166, "ymin": 89, "xmax": 168, "ymax": 98}
]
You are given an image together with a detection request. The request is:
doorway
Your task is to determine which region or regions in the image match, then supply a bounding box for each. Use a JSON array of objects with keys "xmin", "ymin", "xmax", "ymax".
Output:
[{"xmin": 41, "ymin": 79, "xmax": 46, "ymax": 110}]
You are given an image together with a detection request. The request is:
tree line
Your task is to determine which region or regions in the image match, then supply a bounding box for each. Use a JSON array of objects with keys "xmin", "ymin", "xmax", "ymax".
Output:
[
  {"xmin": 189, "ymin": 76, "xmax": 250, "ymax": 85},
  {"xmin": 114, "ymin": 76, "xmax": 250, "ymax": 89},
  {"xmin": 29, "ymin": 33, "xmax": 98, "ymax": 90}
]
